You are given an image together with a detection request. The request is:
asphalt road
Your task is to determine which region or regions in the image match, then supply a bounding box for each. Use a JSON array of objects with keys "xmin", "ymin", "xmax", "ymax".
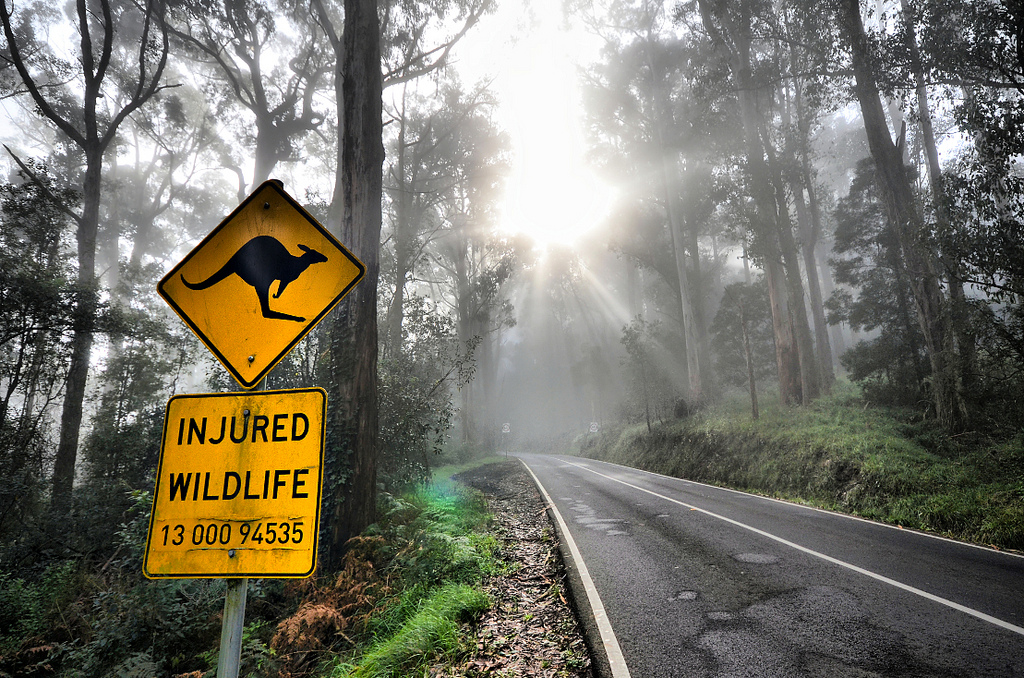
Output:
[{"xmin": 517, "ymin": 453, "xmax": 1024, "ymax": 678}]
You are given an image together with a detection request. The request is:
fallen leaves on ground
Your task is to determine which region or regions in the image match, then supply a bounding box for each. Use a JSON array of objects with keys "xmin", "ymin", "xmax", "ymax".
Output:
[{"xmin": 435, "ymin": 461, "xmax": 593, "ymax": 678}]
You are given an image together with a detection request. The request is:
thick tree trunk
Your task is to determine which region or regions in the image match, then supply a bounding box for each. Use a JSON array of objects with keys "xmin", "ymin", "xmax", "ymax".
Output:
[
  {"xmin": 724, "ymin": 5, "xmax": 803, "ymax": 404},
  {"xmin": 794, "ymin": 184, "xmax": 835, "ymax": 390},
  {"xmin": 789, "ymin": 70, "xmax": 835, "ymax": 389},
  {"xmin": 664, "ymin": 172, "xmax": 704, "ymax": 402},
  {"xmin": 838, "ymin": 0, "xmax": 963, "ymax": 430},
  {"xmin": 695, "ymin": 0, "xmax": 805, "ymax": 403},
  {"xmin": 252, "ymin": 121, "xmax": 277, "ymax": 187},
  {"xmin": 772, "ymin": 82, "xmax": 820, "ymax": 402},
  {"xmin": 815, "ymin": 240, "xmax": 847, "ymax": 362},
  {"xmin": 767, "ymin": 150, "xmax": 820, "ymax": 403},
  {"xmin": 765, "ymin": 255, "xmax": 802, "ymax": 404},
  {"xmin": 326, "ymin": 0, "xmax": 384, "ymax": 569}
]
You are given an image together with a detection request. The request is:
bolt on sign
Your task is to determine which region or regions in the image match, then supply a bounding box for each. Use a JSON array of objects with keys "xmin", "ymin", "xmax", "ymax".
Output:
[
  {"xmin": 144, "ymin": 388, "xmax": 325, "ymax": 579},
  {"xmin": 158, "ymin": 180, "xmax": 365, "ymax": 389}
]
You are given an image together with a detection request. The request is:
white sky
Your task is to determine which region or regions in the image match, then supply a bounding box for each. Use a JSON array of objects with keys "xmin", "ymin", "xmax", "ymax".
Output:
[{"xmin": 451, "ymin": 0, "xmax": 615, "ymax": 248}]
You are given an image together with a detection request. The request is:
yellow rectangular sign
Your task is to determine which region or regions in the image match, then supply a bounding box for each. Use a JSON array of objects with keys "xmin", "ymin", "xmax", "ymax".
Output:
[{"xmin": 144, "ymin": 388, "xmax": 325, "ymax": 579}]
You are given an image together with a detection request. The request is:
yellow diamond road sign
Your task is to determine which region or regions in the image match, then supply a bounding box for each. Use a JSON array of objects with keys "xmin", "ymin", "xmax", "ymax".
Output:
[
  {"xmin": 159, "ymin": 181, "xmax": 364, "ymax": 388},
  {"xmin": 144, "ymin": 388, "xmax": 325, "ymax": 578}
]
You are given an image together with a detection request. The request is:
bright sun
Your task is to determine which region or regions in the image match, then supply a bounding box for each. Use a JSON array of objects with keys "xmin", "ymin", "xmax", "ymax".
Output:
[{"xmin": 457, "ymin": 4, "xmax": 614, "ymax": 248}]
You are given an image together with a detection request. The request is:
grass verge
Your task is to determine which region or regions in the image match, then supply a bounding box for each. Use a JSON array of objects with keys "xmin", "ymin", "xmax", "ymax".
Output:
[
  {"xmin": 573, "ymin": 382, "xmax": 1024, "ymax": 550},
  {"xmin": 301, "ymin": 480, "xmax": 498, "ymax": 678},
  {"xmin": 333, "ymin": 584, "xmax": 489, "ymax": 678}
]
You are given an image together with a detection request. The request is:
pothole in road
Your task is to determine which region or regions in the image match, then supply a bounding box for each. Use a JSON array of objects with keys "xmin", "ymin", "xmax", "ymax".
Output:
[
  {"xmin": 732, "ymin": 553, "xmax": 779, "ymax": 564},
  {"xmin": 707, "ymin": 611, "xmax": 735, "ymax": 621},
  {"xmin": 669, "ymin": 590, "xmax": 698, "ymax": 601}
]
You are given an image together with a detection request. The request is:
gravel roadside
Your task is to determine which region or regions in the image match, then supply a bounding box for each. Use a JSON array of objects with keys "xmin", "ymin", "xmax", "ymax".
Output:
[{"xmin": 435, "ymin": 460, "xmax": 595, "ymax": 678}]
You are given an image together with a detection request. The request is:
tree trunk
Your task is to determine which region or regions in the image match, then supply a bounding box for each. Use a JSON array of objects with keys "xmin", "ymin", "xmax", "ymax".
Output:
[
  {"xmin": 901, "ymin": 0, "xmax": 978, "ymax": 399},
  {"xmin": 52, "ymin": 152, "xmax": 102, "ymax": 512},
  {"xmin": 794, "ymin": 184, "xmax": 835, "ymax": 390},
  {"xmin": 682, "ymin": 174, "xmax": 713, "ymax": 397},
  {"xmin": 765, "ymin": 254, "xmax": 802, "ymax": 404},
  {"xmin": 642, "ymin": 25, "xmax": 703, "ymax": 402},
  {"xmin": 326, "ymin": 0, "xmax": 384, "ymax": 569},
  {"xmin": 738, "ymin": 293, "xmax": 759, "ymax": 420},
  {"xmin": 766, "ymin": 141, "xmax": 820, "ymax": 403},
  {"xmin": 838, "ymin": 0, "xmax": 963, "ymax": 430},
  {"xmin": 789, "ymin": 69, "xmax": 835, "ymax": 389},
  {"xmin": 702, "ymin": 0, "xmax": 803, "ymax": 404},
  {"xmin": 815, "ymin": 240, "xmax": 847, "ymax": 362},
  {"xmin": 385, "ymin": 100, "xmax": 415, "ymax": 356},
  {"xmin": 771, "ymin": 81, "xmax": 820, "ymax": 402}
]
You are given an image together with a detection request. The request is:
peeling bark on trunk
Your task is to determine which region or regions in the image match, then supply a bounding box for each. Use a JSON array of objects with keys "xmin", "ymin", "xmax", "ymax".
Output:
[
  {"xmin": 326, "ymin": 0, "xmax": 384, "ymax": 568},
  {"xmin": 838, "ymin": 0, "xmax": 963, "ymax": 431},
  {"xmin": 696, "ymin": 0, "xmax": 803, "ymax": 404},
  {"xmin": 901, "ymin": 0, "xmax": 978, "ymax": 398}
]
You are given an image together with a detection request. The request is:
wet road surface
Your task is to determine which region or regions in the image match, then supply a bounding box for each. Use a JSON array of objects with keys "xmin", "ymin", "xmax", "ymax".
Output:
[{"xmin": 518, "ymin": 453, "xmax": 1024, "ymax": 677}]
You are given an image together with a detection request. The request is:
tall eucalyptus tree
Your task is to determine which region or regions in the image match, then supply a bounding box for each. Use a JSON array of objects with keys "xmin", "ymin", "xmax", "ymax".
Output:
[
  {"xmin": 309, "ymin": 0, "xmax": 494, "ymax": 564},
  {"xmin": 0, "ymin": 0, "xmax": 171, "ymax": 509},
  {"xmin": 835, "ymin": 0, "xmax": 963, "ymax": 430},
  {"xmin": 695, "ymin": 0, "xmax": 821, "ymax": 404}
]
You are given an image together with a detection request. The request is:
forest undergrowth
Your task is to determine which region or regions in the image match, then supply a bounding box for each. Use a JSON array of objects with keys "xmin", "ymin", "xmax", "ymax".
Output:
[
  {"xmin": 573, "ymin": 382, "xmax": 1024, "ymax": 551},
  {"xmin": 0, "ymin": 480, "xmax": 502, "ymax": 678}
]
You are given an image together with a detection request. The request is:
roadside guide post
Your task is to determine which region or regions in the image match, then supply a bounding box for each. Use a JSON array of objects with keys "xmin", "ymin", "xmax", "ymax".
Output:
[
  {"xmin": 147, "ymin": 181, "xmax": 364, "ymax": 678},
  {"xmin": 501, "ymin": 423, "xmax": 511, "ymax": 458}
]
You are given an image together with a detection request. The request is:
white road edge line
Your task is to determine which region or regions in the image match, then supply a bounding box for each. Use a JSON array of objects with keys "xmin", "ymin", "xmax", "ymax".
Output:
[
  {"xmin": 582, "ymin": 457, "xmax": 1024, "ymax": 560},
  {"xmin": 519, "ymin": 458, "xmax": 633, "ymax": 678},
  {"xmin": 561, "ymin": 458, "xmax": 1024, "ymax": 638}
]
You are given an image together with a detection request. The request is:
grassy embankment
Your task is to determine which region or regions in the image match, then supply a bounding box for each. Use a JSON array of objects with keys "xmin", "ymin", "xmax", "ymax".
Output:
[{"xmin": 572, "ymin": 382, "xmax": 1024, "ymax": 550}]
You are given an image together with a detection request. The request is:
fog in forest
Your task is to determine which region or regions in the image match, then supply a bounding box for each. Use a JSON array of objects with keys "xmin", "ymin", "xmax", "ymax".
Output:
[{"xmin": 1, "ymin": 0, "xmax": 1023, "ymax": 574}]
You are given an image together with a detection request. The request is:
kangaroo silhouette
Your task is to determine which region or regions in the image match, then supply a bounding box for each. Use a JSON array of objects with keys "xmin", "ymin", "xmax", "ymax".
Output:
[{"xmin": 181, "ymin": 235, "xmax": 328, "ymax": 322}]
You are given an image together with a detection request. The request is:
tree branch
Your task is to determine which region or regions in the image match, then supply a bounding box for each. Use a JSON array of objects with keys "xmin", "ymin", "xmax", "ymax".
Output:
[{"xmin": 3, "ymin": 145, "xmax": 83, "ymax": 227}]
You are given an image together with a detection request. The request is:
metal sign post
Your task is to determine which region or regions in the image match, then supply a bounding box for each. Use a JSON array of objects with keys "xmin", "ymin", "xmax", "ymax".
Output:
[
  {"xmin": 216, "ymin": 576, "xmax": 248, "ymax": 678},
  {"xmin": 150, "ymin": 182, "xmax": 363, "ymax": 678}
]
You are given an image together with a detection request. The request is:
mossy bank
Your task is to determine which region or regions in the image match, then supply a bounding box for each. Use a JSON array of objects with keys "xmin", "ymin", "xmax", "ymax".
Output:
[{"xmin": 572, "ymin": 383, "xmax": 1024, "ymax": 551}]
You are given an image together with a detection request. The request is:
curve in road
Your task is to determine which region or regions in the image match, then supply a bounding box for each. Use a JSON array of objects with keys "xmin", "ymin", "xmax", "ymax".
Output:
[{"xmin": 519, "ymin": 453, "xmax": 1024, "ymax": 678}]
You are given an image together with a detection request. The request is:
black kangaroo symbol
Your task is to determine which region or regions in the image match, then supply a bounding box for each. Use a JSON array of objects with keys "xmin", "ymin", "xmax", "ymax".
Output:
[{"xmin": 180, "ymin": 235, "xmax": 328, "ymax": 322}]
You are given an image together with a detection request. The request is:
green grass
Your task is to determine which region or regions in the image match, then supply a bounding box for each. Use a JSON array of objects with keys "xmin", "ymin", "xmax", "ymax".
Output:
[
  {"xmin": 322, "ymin": 478, "xmax": 499, "ymax": 677},
  {"xmin": 573, "ymin": 382, "xmax": 1024, "ymax": 550},
  {"xmin": 333, "ymin": 584, "xmax": 489, "ymax": 678}
]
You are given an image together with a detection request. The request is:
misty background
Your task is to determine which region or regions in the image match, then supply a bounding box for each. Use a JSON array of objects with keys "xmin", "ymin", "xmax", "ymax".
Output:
[{"xmin": 1, "ymin": 0, "xmax": 1022, "ymax": 566}]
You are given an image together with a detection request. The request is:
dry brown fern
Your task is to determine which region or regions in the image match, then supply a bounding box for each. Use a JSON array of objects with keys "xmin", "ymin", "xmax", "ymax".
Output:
[{"xmin": 270, "ymin": 537, "xmax": 390, "ymax": 677}]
